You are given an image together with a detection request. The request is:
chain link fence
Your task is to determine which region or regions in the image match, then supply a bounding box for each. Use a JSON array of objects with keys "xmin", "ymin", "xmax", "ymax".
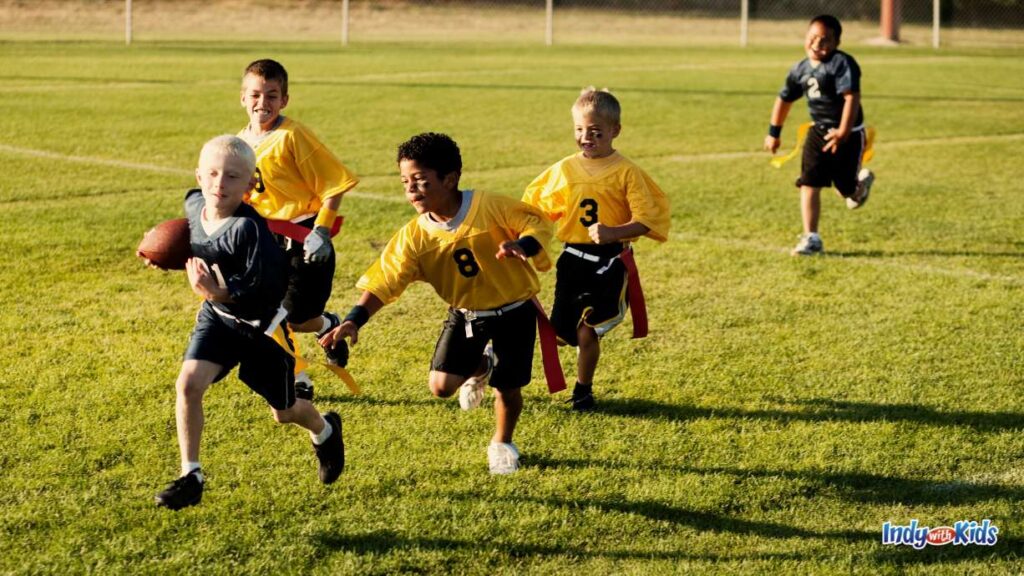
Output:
[{"xmin": 1, "ymin": 0, "xmax": 1021, "ymax": 47}]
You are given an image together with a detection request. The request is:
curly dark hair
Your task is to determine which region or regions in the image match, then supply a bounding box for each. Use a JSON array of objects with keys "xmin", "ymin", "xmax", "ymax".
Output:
[
  {"xmin": 243, "ymin": 59, "xmax": 288, "ymax": 96},
  {"xmin": 810, "ymin": 14, "xmax": 842, "ymax": 41},
  {"xmin": 396, "ymin": 132, "xmax": 462, "ymax": 180}
]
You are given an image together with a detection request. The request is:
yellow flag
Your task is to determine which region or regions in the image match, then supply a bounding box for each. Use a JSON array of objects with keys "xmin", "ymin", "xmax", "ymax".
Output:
[{"xmin": 269, "ymin": 324, "xmax": 361, "ymax": 395}]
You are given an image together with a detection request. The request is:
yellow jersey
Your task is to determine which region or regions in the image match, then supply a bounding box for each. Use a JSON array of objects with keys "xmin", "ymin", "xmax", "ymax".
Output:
[
  {"xmin": 357, "ymin": 191, "xmax": 552, "ymax": 310},
  {"xmin": 523, "ymin": 152, "xmax": 670, "ymax": 244},
  {"xmin": 240, "ymin": 117, "xmax": 359, "ymax": 221}
]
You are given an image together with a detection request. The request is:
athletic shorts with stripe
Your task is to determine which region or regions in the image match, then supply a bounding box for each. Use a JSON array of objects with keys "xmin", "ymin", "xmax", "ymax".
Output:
[
  {"xmin": 431, "ymin": 302, "xmax": 537, "ymax": 390},
  {"xmin": 550, "ymin": 242, "xmax": 628, "ymax": 347}
]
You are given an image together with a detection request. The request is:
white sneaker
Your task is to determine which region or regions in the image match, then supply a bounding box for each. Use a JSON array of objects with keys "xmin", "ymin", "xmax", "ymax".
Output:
[
  {"xmin": 791, "ymin": 233, "xmax": 823, "ymax": 256},
  {"xmin": 458, "ymin": 343, "xmax": 496, "ymax": 411},
  {"xmin": 488, "ymin": 441, "xmax": 520, "ymax": 475},
  {"xmin": 847, "ymin": 169, "xmax": 874, "ymax": 209}
]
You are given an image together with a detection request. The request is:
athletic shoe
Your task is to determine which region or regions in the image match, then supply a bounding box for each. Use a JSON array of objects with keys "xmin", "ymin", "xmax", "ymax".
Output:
[
  {"xmin": 847, "ymin": 169, "xmax": 874, "ymax": 209},
  {"xmin": 314, "ymin": 412, "xmax": 345, "ymax": 484},
  {"xmin": 459, "ymin": 343, "xmax": 496, "ymax": 411},
  {"xmin": 323, "ymin": 338, "xmax": 349, "ymax": 368},
  {"xmin": 295, "ymin": 381, "xmax": 315, "ymax": 401},
  {"xmin": 316, "ymin": 312, "xmax": 341, "ymax": 337},
  {"xmin": 791, "ymin": 233, "xmax": 824, "ymax": 256},
  {"xmin": 155, "ymin": 469, "xmax": 203, "ymax": 510},
  {"xmin": 568, "ymin": 385, "xmax": 596, "ymax": 412},
  {"xmin": 487, "ymin": 441, "xmax": 520, "ymax": 475}
]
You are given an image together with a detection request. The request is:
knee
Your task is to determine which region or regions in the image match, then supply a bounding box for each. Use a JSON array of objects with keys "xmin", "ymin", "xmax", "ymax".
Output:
[
  {"xmin": 176, "ymin": 374, "xmax": 207, "ymax": 402},
  {"xmin": 428, "ymin": 372, "xmax": 458, "ymax": 398}
]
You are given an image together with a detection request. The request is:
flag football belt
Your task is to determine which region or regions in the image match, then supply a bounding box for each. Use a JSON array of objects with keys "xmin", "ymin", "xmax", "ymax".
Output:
[
  {"xmin": 770, "ymin": 121, "xmax": 876, "ymax": 169},
  {"xmin": 457, "ymin": 299, "xmax": 529, "ymax": 337},
  {"xmin": 562, "ymin": 244, "xmax": 649, "ymax": 339},
  {"xmin": 267, "ymin": 214, "xmax": 344, "ymax": 244}
]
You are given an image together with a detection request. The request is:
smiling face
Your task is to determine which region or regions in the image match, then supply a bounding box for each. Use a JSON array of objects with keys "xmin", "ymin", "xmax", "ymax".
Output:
[
  {"xmin": 196, "ymin": 149, "xmax": 256, "ymax": 217},
  {"xmin": 399, "ymin": 159, "xmax": 460, "ymax": 218},
  {"xmin": 805, "ymin": 21, "xmax": 839, "ymax": 63},
  {"xmin": 572, "ymin": 108, "xmax": 620, "ymax": 159},
  {"xmin": 240, "ymin": 73, "xmax": 289, "ymax": 131}
]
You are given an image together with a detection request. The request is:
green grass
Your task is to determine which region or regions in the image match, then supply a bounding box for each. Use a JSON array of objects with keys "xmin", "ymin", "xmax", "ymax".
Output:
[{"xmin": 1, "ymin": 38, "xmax": 1023, "ymax": 575}]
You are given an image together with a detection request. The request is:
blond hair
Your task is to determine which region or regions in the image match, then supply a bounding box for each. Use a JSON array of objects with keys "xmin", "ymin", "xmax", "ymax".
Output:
[
  {"xmin": 198, "ymin": 135, "xmax": 256, "ymax": 174},
  {"xmin": 572, "ymin": 86, "xmax": 621, "ymax": 124}
]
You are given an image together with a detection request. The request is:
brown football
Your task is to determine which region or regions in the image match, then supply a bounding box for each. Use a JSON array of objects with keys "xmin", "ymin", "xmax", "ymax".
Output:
[{"xmin": 137, "ymin": 218, "xmax": 192, "ymax": 270}]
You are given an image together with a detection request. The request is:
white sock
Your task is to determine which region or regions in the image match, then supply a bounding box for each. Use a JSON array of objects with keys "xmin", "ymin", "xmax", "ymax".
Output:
[
  {"xmin": 181, "ymin": 461, "xmax": 203, "ymax": 481},
  {"xmin": 296, "ymin": 371, "xmax": 312, "ymax": 386},
  {"xmin": 311, "ymin": 417, "xmax": 332, "ymax": 445},
  {"xmin": 314, "ymin": 315, "xmax": 331, "ymax": 337}
]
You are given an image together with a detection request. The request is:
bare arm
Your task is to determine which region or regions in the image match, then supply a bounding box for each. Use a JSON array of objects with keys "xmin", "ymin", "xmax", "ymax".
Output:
[
  {"xmin": 588, "ymin": 221, "xmax": 650, "ymax": 245},
  {"xmin": 823, "ymin": 92, "xmax": 859, "ymax": 154},
  {"xmin": 764, "ymin": 97, "xmax": 794, "ymax": 154}
]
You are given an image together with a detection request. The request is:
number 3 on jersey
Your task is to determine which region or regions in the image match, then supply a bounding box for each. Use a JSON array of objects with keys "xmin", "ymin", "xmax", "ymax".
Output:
[
  {"xmin": 579, "ymin": 199, "xmax": 599, "ymax": 226},
  {"xmin": 453, "ymin": 248, "xmax": 480, "ymax": 278}
]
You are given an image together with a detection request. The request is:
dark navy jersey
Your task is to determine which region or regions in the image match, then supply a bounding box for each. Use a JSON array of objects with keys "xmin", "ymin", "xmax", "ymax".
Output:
[
  {"xmin": 184, "ymin": 189, "xmax": 287, "ymax": 327},
  {"xmin": 779, "ymin": 50, "xmax": 864, "ymax": 127}
]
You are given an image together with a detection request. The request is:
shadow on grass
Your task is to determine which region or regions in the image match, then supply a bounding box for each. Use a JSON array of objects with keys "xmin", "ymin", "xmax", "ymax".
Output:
[
  {"xmin": 310, "ymin": 528, "xmax": 804, "ymax": 563},
  {"xmin": 826, "ymin": 249, "xmax": 1024, "ymax": 259},
  {"xmin": 594, "ymin": 397, "xmax": 1024, "ymax": 432}
]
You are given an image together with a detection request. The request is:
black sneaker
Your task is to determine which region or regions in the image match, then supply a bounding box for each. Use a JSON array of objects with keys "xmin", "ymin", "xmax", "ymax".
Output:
[
  {"xmin": 323, "ymin": 338, "xmax": 349, "ymax": 368},
  {"xmin": 314, "ymin": 412, "xmax": 345, "ymax": 484},
  {"xmin": 295, "ymin": 381, "xmax": 315, "ymax": 401},
  {"xmin": 155, "ymin": 469, "xmax": 203, "ymax": 510},
  {"xmin": 569, "ymin": 385, "xmax": 596, "ymax": 412},
  {"xmin": 317, "ymin": 312, "xmax": 341, "ymax": 338}
]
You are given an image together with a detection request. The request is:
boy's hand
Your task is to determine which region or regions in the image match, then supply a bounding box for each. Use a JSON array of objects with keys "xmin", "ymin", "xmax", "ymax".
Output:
[
  {"xmin": 496, "ymin": 241, "xmax": 528, "ymax": 262},
  {"xmin": 319, "ymin": 322, "xmax": 360, "ymax": 348},
  {"xmin": 588, "ymin": 223, "xmax": 617, "ymax": 245},
  {"xmin": 303, "ymin": 226, "xmax": 333, "ymax": 264},
  {"xmin": 185, "ymin": 258, "xmax": 223, "ymax": 301},
  {"xmin": 764, "ymin": 135, "xmax": 781, "ymax": 154},
  {"xmin": 822, "ymin": 128, "xmax": 848, "ymax": 154}
]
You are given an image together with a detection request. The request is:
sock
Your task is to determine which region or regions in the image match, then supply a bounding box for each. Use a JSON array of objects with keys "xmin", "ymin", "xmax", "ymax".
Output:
[
  {"xmin": 296, "ymin": 371, "xmax": 312, "ymax": 386},
  {"xmin": 311, "ymin": 417, "xmax": 332, "ymax": 445},
  {"xmin": 315, "ymin": 313, "xmax": 339, "ymax": 337},
  {"xmin": 574, "ymin": 382, "xmax": 592, "ymax": 395},
  {"xmin": 181, "ymin": 461, "xmax": 203, "ymax": 482}
]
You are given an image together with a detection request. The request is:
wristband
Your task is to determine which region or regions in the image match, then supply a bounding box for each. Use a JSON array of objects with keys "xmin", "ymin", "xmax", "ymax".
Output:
[
  {"xmin": 768, "ymin": 124, "xmax": 782, "ymax": 138},
  {"xmin": 515, "ymin": 236, "xmax": 542, "ymax": 257},
  {"xmin": 314, "ymin": 207, "xmax": 338, "ymax": 230},
  {"xmin": 344, "ymin": 305, "xmax": 370, "ymax": 328}
]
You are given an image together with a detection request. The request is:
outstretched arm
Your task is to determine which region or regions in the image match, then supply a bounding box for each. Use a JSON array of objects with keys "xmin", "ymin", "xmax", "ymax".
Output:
[{"xmin": 318, "ymin": 291, "xmax": 385, "ymax": 347}]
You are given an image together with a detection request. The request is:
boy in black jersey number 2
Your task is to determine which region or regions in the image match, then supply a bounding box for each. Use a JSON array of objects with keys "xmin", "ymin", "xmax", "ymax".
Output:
[
  {"xmin": 154, "ymin": 135, "xmax": 344, "ymax": 510},
  {"xmin": 764, "ymin": 15, "xmax": 875, "ymax": 256}
]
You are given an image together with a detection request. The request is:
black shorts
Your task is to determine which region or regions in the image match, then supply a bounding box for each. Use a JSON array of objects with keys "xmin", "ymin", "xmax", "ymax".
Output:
[
  {"xmin": 276, "ymin": 218, "xmax": 335, "ymax": 324},
  {"xmin": 796, "ymin": 124, "xmax": 866, "ymax": 197},
  {"xmin": 431, "ymin": 301, "xmax": 537, "ymax": 390},
  {"xmin": 550, "ymin": 243, "xmax": 628, "ymax": 347},
  {"xmin": 184, "ymin": 305, "xmax": 297, "ymax": 410}
]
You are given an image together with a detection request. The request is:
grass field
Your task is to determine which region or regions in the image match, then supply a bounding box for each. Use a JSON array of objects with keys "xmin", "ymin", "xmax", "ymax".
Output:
[{"xmin": 1, "ymin": 30, "xmax": 1024, "ymax": 575}]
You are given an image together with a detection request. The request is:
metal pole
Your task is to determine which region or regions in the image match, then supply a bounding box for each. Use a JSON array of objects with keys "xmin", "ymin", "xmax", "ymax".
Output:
[
  {"xmin": 125, "ymin": 0, "xmax": 132, "ymax": 46},
  {"xmin": 932, "ymin": 0, "xmax": 940, "ymax": 48},
  {"xmin": 545, "ymin": 0, "xmax": 553, "ymax": 46},
  {"xmin": 342, "ymin": 0, "xmax": 350, "ymax": 46},
  {"xmin": 740, "ymin": 0, "xmax": 749, "ymax": 47}
]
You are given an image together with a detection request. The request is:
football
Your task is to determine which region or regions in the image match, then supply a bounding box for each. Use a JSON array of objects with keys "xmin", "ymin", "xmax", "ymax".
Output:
[{"xmin": 137, "ymin": 218, "xmax": 192, "ymax": 270}]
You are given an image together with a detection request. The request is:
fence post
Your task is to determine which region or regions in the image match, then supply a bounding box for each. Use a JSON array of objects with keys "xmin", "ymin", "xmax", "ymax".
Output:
[
  {"xmin": 932, "ymin": 0, "xmax": 940, "ymax": 48},
  {"xmin": 881, "ymin": 0, "xmax": 901, "ymax": 42},
  {"xmin": 740, "ymin": 0, "xmax": 749, "ymax": 47},
  {"xmin": 125, "ymin": 0, "xmax": 132, "ymax": 45},
  {"xmin": 342, "ymin": 0, "xmax": 350, "ymax": 46},
  {"xmin": 545, "ymin": 0, "xmax": 554, "ymax": 46}
]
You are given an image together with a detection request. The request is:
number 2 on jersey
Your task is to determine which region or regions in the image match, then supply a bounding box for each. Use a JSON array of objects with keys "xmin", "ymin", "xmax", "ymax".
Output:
[
  {"xmin": 807, "ymin": 77, "xmax": 822, "ymax": 99},
  {"xmin": 579, "ymin": 199, "xmax": 599, "ymax": 227}
]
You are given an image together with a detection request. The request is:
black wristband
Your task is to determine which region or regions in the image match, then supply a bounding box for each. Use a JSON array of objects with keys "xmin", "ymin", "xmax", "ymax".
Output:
[
  {"xmin": 768, "ymin": 124, "xmax": 782, "ymax": 138},
  {"xmin": 515, "ymin": 236, "xmax": 542, "ymax": 257},
  {"xmin": 344, "ymin": 305, "xmax": 370, "ymax": 328}
]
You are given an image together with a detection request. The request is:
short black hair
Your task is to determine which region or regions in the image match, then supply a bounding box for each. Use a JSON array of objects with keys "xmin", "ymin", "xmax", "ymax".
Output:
[
  {"xmin": 396, "ymin": 133, "xmax": 462, "ymax": 179},
  {"xmin": 810, "ymin": 14, "xmax": 842, "ymax": 41},
  {"xmin": 244, "ymin": 59, "xmax": 288, "ymax": 96}
]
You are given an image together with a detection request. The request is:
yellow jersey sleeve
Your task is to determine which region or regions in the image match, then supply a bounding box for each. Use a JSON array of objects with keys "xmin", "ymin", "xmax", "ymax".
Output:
[
  {"xmin": 357, "ymin": 191, "xmax": 547, "ymax": 310},
  {"xmin": 244, "ymin": 118, "xmax": 359, "ymax": 221},
  {"xmin": 522, "ymin": 157, "xmax": 571, "ymax": 224},
  {"xmin": 623, "ymin": 163, "xmax": 671, "ymax": 243}
]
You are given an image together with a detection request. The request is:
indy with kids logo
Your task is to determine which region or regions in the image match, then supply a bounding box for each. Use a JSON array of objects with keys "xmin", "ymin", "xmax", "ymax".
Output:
[{"xmin": 882, "ymin": 519, "xmax": 999, "ymax": 549}]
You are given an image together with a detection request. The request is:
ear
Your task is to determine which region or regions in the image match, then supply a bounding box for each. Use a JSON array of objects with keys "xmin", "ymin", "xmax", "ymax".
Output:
[
  {"xmin": 611, "ymin": 123, "xmax": 622, "ymax": 138},
  {"xmin": 280, "ymin": 93, "xmax": 290, "ymax": 110},
  {"xmin": 248, "ymin": 173, "xmax": 258, "ymax": 192},
  {"xmin": 195, "ymin": 168, "xmax": 203, "ymax": 186},
  {"xmin": 240, "ymin": 89, "xmax": 246, "ymax": 108},
  {"xmin": 443, "ymin": 171, "xmax": 460, "ymax": 192}
]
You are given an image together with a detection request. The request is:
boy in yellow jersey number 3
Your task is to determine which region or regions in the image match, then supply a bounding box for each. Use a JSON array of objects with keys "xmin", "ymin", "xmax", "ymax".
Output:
[
  {"xmin": 319, "ymin": 133, "xmax": 553, "ymax": 475},
  {"xmin": 239, "ymin": 59, "xmax": 359, "ymax": 400},
  {"xmin": 523, "ymin": 88, "xmax": 670, "ymax": 411}
]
